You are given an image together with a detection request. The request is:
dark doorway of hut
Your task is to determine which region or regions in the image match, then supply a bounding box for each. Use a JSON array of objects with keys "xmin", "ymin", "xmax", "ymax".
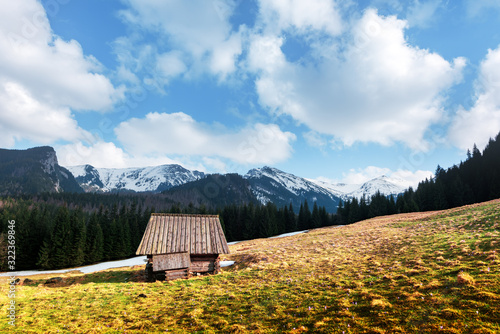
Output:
[{"xmin": 136, "ymin": 213, "xmax": 230, "ymax": 282}]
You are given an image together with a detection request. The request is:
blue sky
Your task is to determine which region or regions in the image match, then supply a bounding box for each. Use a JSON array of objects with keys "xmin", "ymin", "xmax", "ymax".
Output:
[{"xmin": 1, "ymin": 0, "xmax": 500, "ymax": 187}]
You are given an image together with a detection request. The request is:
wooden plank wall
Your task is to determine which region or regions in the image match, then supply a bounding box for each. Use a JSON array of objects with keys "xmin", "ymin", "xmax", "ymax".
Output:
[
  {"xmin": 190, "ymin": 255, "xmax": 219, "ymax": 274},
  {"xmin": 165, "ymin": 269, "xmax": 190, "ymax": 281},
  {"xmin": 153, "ymin": 252, "xmax": 190, "ymax": 271}
]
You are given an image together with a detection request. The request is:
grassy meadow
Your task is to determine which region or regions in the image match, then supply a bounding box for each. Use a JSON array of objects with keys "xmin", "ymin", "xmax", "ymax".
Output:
[{"xmin": 1, "ymin": 199, "xmax": 500, "ymax": 333}]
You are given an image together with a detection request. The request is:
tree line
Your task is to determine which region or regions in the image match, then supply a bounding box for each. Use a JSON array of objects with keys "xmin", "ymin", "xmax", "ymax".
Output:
[
  {"xmin": 0, "ymin": 194, "xmax": 338, "ymax": 271},
  {"xmin": 0, "ymin": 198, "xmax": 153, "ymax": 270},
  {"xmin": 221, "ymin": 200, "xmax": 340, "ymax": 242},
  {"xmin": 339, "ymin": 131, "xmax": 500, "ymax": 224}
]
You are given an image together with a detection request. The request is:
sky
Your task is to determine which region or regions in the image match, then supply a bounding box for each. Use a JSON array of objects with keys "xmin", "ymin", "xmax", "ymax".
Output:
[{"xmin": 1, "ymin": 0, "xmax": 500, "ymax": 187}]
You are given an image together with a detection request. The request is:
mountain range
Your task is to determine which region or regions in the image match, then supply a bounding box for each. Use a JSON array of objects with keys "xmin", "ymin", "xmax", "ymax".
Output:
[
  {"xmin": 67, "ymin": 163, "xmax": 407, "ymax": 212},
  {"xmin": 0, "ymin": 147, "xmax": 408, "ymax": 212}
]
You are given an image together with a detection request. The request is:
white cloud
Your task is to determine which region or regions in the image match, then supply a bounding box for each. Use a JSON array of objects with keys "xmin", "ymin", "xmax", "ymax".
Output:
[
  {"xmin": 0, "ymin": 82, "xmax": 89, "ymax": 147},
  {"xmin": 119, "ymin": 0, "xmax": 243, "ymax": 80},
  {"xmin": 449, "ymin": 45, "xmax": 500, "ymax": 150},
  {"xmin": 318, "ymin": 165, "xmax": 433, "ymax": 188},
  {"xmin": 370, "ymin": 0, "xmax": 404, "ymax": 12},
  {"xmin": 0, "ymin": 0, "xmax": 122, "ymax": 147},
  {"xmin": 57, "ymin": 140, "xmax": 183, "ymax": 169},
  {"xmin": 0, "ymin": 1, "xmax": 122, "ymax": 111},
  {"xmin": 303, "ymin": 131, "xmax": 328, "ymax": 149},
  {"xmin": 249, "ymin": 9, "xmax": 465, "ymax": 150},
  {"xmin": 257, "ymin": 0, "xmax": 343, "ymax": 35},
  {"xmin": 57, "ymin": 141, "xmax": 129, "ymax": 168},
  {"xmin": 114, "ymin": 112, "xmax": 296, "ymax": 165},
  {"xmin": 392, "ymin": 169, "xmax": 434, "ymax": 188},
  {"xmin": 156, "ymin": 51, "xmax": 187, "ymax": 80},
  {"xmin": 406, "ymin": 0, "xmax": 444, "ymax": 28},
  {"xmin": 341, "ymin": 166, "xmax": 392, "ymax": 184}
]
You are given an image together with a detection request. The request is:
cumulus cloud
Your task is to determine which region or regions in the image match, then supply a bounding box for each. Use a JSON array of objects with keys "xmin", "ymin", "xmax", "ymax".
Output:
[
  {"xmin": 257, "ymin": 0, "xmax": 343, "ymax": 35},
  {"xmin": 449, "ymin": 45, "xmax": 500, "ymax": 150},
  {"xmin": 0, "ymin": 82, "xmax": 90, "ymax": 147},
  {"xmin": 57, "ymin": 140, "xmax": 183, "ymax": 169},
  {"xmin": 0, "ymin": 0, "xmax": 122, "ymax": 147},
  {"xmin": 249, "ymin": 8, "xmax": 465, "ymax": 150},
  {"xmin": 0, "ymin": 0, "xmax": 122, "ymax": 111},
  {"xmin": 57, "ymin": 141, "xmax": 129, "ymax": 168},
  {"xmin": 114, "ymin": 112, "xmax": 296, "ymax": 165},
  {"xmin": 119, "ymin": 0, "xmax": 243, "ymax": 81}
]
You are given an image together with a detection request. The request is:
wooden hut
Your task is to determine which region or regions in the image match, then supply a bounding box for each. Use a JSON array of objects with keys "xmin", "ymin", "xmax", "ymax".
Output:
[{"xmin": 136, "ymin": 213, "xmax": 230, "ymax": 281}]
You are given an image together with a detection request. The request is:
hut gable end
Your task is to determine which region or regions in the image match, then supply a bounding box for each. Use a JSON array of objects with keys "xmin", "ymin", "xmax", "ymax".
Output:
[{"xmin": 136, "ymin": 213, "xmax": 230, "ymax": 256}]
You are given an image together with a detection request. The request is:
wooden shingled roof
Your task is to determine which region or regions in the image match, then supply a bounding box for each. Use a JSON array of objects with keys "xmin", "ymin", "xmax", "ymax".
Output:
[{"xmin": 136, "ymin": 213, "xmax": 230, "ymax": 256}]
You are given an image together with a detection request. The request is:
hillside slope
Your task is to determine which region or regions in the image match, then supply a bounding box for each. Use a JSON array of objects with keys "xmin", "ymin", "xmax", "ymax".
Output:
[
  {"xmin": 245, "ymin": 166, "xmax": 342, "ymax": 212},
  {"xmin": 1, "ymin": 199, "xmax": 499, "ymax": 333},
  {"xmin": 162, "ymin": 173, "xmax": 258, "ymax": 208},
  {"xmin": 0, "ymin": 146, "xmax": 82, "ymax": 194}
]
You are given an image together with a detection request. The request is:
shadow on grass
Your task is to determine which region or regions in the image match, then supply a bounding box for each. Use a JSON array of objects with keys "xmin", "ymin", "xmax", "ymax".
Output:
[{"xmin": 22, "ymin": 267, "xmax": 147, "ymax": 287}]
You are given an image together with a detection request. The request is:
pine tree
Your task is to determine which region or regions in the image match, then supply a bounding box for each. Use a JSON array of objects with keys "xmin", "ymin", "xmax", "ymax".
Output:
[
  {"xmin": 36, "ymin": 238, "xmax": 52, "ymax": 270},
  {"xmin": 311, "ymin": 202, "xmax": 321, "ymax": 228},
  {"xmin": 86, "ymin": 213, "xmax": 104, "ymax": 263},
  {"xmin": 266, "ymin": 202, "xmax": 278, "ymax": 236},
  {"xmin": 69, "ymin": 209, "xmax": 86, "ymax": 267},
  {"xmin": 347, "ymin": 197, "xmax": 360, "ymax": 223},
  {"xmin": 247, "ymin": 202, "xmax": 256, "ymax": 240},
  {"xmin": 286, "ymin": 203, "xmax": 297, "ymax": 232},
  {"xmin": 320, "ymin": 206, "xmax": 330, "ymax": 227},
  {"xmin": 50, "ymin": 206, "xmax": 71, "ymax": 269}
]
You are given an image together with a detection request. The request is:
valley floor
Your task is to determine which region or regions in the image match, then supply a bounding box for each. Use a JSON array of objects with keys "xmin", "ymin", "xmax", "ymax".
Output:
[{"xmin": 1, "ymin": 199, "xmax": 499, "ymax": 333}]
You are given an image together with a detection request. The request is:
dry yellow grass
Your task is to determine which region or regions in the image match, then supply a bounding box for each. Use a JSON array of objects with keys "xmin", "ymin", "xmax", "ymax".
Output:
[{"xmin": 457, "ymin": 271, "xmax": 475, "ymax": 286}]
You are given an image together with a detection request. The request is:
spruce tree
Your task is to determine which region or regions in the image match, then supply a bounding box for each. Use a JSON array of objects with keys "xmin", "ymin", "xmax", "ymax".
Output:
[
  {"xmin": 86, "ymin": 213, "xmax": 104, "ymax": 263},
  {"xmin": 286, "ymin": 203, "xmax": 297, "ymax": 232},
  {"xmin": 69, "ymin": 209, "xmax": 86, "ymax": 267},
  {"xmin": 311, "ymin": 202, "xmax": 321, "ymax": 228},
  {"xmin": 50, "ymin": 206, "xmax": 71, "ymax": 269}
]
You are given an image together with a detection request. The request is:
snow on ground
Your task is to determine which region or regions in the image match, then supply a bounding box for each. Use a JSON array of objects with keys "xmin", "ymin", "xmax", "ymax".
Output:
[
  {"xmin": 228, "ymin": 230, "xmax": 309, "ymax": 245},
  {"xmin": 0, "ymin": 256, "xmax": 149, "ymax": 277},
  {"xmin": 220, "ymin": 261, "xmax": 235, "ymax": 267},
  {"xmin": 1, "ymin": 256, "xmax": 236, "ymax": 277},
  {"xmin": 269, "ymin": 230, "xmax": 309, "ymax": 239}
]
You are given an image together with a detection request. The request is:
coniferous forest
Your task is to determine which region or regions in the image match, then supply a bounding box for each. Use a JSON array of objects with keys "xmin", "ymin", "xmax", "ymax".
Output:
[
  {"xmin": 339, "ymin": 131, "xmax": 500, "ymax": 224},
  {"xmin": 0, "ymin": 193, "xmax": 337, "ymax": 271}
]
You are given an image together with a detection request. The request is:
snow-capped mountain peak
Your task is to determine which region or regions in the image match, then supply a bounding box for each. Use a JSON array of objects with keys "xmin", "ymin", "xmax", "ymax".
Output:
[
  {"xmin": 244, "ymin": 166, "xmax": 342, "ymax": 212},
  {"xmin": 65, "ymin": 164, "xmax": 205, "ymax": 193},
  {"xmin": 245, "ymin": 166, "xmax": 318, "ymax": 196},
  {"xmin": 308, "ymin": 174, "xmax": 407, "ymax": 200}
]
